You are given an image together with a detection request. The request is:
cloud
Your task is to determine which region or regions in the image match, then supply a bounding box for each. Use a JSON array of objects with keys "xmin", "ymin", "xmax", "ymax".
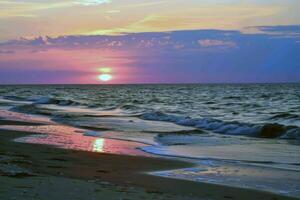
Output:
[
  {"xmin": 74, "ymin": 0, "xmax": 111, "ymax": 6},
  {"xmin": 114, "ymin": 5, "xmax": 283, "ymax": 35},
  {"xmin": 0, "ymin": 0, "xmax": 294, "ymax": 41},
  {"xmin": 243, "ymin": 25, "xmax": 300, "ymax": 41},
  {"xmin": 198, "ymin": 39, "xmax": 237, "ymax": 48},
  {"xmin": 106, "ymin": 10, "xmax": 120, "ymax": 14},
  {"xmin": 257, "ymin": 25, "xmax": 300, "ymax": 38},
  {"xmin": 0, "ymin": 26, "xmax": 297, "ymax": 52},
  {"xmin": 256, "ymin": 25, "xmax": 300, "ymax": 33},
  {"xmin": 121, "ymin": 1, "xmax": 166, "ymax": 8}
]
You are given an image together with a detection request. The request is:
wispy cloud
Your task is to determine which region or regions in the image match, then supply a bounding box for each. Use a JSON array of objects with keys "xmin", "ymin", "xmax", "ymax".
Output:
[
  {"xmin": 0, "ymin": 0, "xmax": 298, "ymax": 42},
  {"xmin": 121, "ymin": 1, "xmax": 166, "ymax": 8},
  {"xmin": 0, "ymin": 0, "xmax": 111, "ymax": 18},
  {"xmin": 74, "ymin": 0, "xmax": 111, "ymax": 6},
  {"xmin": 243, "ymin": 25, "xmax": 300, "ymax": 40},
  {"xmin": 106, "ymin": 10, "xmax": 120, "ymax": 14},
  {"xmin": 100, "ymin": 5, "xmax": 283, "ymax": 35}
]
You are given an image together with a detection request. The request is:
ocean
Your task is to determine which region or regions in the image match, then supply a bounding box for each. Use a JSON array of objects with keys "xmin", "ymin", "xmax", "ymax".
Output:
[{"xmin": 0, "ymin": 84, "xmax": 299, "ymax": 197}]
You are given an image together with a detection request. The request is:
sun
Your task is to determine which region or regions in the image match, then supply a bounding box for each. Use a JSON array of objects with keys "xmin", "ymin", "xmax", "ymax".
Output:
[{"xmin": 98, "ymin": 74, "xmax": 112, "ymax": 82}]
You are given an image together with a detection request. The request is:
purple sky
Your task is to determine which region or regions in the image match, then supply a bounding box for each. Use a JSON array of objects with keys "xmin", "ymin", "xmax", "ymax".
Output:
[{"xmin": 1, "ymin": 26, "xmax": 300, "ymax": 84}]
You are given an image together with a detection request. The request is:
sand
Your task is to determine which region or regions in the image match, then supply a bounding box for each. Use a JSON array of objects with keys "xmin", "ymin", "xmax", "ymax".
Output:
[{"xmin": 0, "ymin": 119, "xmax": 298, "ymax": 200}]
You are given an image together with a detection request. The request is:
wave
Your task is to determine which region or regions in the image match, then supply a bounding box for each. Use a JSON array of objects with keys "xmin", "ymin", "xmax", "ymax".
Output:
[
  {"xmin": 10, "ymin": 104, "xmax": 54, "ymax": 116},
  {"xmin": 140, "ymin": 145, "xmax": 300, "ymax": 172},
  {"xmin": 3, "ymin": 95, "xmax": 28, "ymax": 101},
  {"xmin": 270, "ymin": 112, "xmax": 299, "ymax": 120},
  {"xmin": 141, "ymin": 111, "xmax": 300, "ymax": 139},
  {"xmin": 33, "ymin": 97, "xmax": 81, "ymax": 106},
  {"xmin": 118, "ymin": 103, "xmax": 142, "ymax": 111},
  {"xmin": 3, "ymin": 96, "xmax": 82, "ymax": 107},
  {"xmin": 5, "ymin": 94, "xmax": 300, "ymax": 140}
]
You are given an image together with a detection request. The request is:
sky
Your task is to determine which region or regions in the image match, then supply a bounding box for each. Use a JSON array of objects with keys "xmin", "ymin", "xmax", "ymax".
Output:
[{"xmin": 0, "ymin": 0, "xmax": 300, "ymax": 84}]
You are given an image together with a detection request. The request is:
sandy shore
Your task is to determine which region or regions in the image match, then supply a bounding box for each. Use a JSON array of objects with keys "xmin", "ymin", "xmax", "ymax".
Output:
[{"xmin": 0, "ymin": 119, "xmax": 298, "ymax": 200}]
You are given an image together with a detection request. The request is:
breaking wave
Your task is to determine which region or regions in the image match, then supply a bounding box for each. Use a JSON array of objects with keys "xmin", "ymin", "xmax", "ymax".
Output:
[{"xmin": 141, "ymin": 111, "xmax": 300, "ymax": 139}]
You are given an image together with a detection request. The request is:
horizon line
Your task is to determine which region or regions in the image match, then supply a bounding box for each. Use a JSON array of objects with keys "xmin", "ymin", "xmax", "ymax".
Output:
[{"xmin": 1, "ymin": 81, "xmax": 299, "ymax": 86}]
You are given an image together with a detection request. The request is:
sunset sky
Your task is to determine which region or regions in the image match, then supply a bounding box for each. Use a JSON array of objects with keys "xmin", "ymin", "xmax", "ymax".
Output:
[{"xmin": 0, "ymin": 0, "xmax": 300, "ymax": 84}]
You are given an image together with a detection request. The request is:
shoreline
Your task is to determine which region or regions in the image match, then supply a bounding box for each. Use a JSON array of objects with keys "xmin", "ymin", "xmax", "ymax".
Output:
[{"xmin": 0, "ymin": 119, "xmax": 298, "ymax": 199}]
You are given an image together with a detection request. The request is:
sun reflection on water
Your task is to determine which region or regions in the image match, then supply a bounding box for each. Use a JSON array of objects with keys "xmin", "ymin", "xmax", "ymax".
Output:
[{"xmin": 93, "ymin": 138, "xmax": 105, "ymax": 152}]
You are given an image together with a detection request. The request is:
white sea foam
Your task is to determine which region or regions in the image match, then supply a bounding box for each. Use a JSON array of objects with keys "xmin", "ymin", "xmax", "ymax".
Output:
[{"xmin": 150, "ymin": 162, "xmax": 300, "ymax": 198}]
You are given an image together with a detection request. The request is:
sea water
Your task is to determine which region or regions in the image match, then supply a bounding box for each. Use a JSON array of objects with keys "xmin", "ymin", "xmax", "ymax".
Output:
[{"xmin": 0, "ymin": 84, "xmax": 299, "ymax": 197}]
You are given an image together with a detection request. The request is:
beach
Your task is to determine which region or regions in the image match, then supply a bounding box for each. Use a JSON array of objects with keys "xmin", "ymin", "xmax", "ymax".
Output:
[{"xmin": 0, "ymin": 117, "xmax": 298, "ymax": 200}]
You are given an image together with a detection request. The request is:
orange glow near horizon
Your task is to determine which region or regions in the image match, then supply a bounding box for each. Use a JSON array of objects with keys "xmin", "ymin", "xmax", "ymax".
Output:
[{"xmin": 99, "ymin": 67, "xmax": 112, "ymax": 73}]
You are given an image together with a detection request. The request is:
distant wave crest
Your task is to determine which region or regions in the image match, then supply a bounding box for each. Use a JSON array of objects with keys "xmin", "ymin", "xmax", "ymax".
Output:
[{"xmin": 33, "ymin": 97, "xmax": 81, "ymax": 106}]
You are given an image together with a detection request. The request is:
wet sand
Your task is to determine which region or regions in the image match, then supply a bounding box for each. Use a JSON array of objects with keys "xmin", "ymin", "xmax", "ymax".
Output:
[{"xmin": 0, "ymin": 119, "xmax": 298, "ymax": 200}]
